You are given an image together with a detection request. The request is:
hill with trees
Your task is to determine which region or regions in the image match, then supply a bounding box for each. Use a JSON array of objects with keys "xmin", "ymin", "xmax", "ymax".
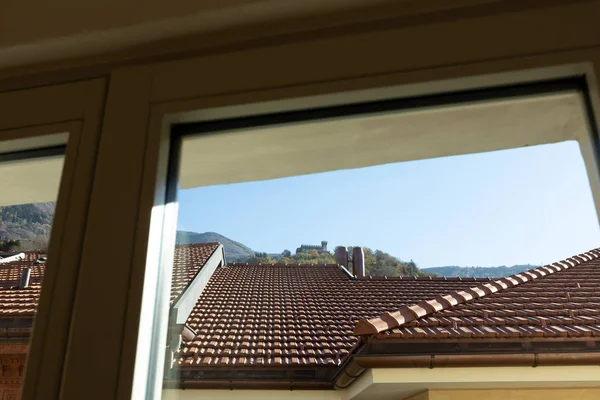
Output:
[
  {"xmin": 423, "ymin": 264, "xmax": 537, "ymax": 278},
  {"xmin": 247, "ymin": 246, "xmax": 430, "ymax": 277},
  {"xmin": 0, "ymin": 202, "xmax": 54, "ymax": 250}
]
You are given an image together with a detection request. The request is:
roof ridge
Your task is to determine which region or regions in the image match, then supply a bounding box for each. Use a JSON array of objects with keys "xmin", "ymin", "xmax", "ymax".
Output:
[
  {"xmin": 353, "ymin": 247, "xmax": 600, "ymax": 335},
  {"xmin": 176, "ymin": 242, "xmax": 221, "ymax": 247},
  {"xmin": 356, "ymin": 276, "xmax": 492, "ymax": 281},
  {"xmin": 226, "ymin": 263, "xmax": 339, "ymax": 267}
]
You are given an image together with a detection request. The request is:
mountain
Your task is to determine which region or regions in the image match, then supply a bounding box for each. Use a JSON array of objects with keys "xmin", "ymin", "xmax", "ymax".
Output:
[
  {"xmin": 0, "ymin": 202, "xmax": 54, "ymax": 249},
  {"xmin": 423, "ymin": 264, "xmax": 537, "ymax": 278},
  {"xmin": 176, "ymin": 231, "xmax": 255, "ymax": 262}
]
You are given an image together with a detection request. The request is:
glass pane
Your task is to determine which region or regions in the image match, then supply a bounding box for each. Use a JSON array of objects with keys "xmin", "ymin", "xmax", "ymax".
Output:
[
  {"xmin": 159, "ymin": 83, "xmax": 600, "ymax": 398},
  {"xmin": 0, "ymin": 147, "xmax": 64, "ymax": 399}
]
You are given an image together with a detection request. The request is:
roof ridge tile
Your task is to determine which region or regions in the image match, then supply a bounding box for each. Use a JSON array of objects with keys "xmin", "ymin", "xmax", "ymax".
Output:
[{"xmin": 353, "ymin": 247, "xmax": 600, "ymax": 335}]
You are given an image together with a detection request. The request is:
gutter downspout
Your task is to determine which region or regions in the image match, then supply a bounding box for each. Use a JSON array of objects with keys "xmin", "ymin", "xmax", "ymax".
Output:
[{"xmin": 333, "ymin": 340, "xmax": 367, "ymax": 389}]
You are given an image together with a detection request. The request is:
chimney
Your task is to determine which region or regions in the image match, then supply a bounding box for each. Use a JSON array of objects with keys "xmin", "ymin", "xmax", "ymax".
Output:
[
  {"xmin": 352, "ymin": 247, "xmax": 365, "ymax": 278},
  {"xmin": 336, "ymin": 246, "xmax": 349, "ymax": 269},
  {"xmin": 19, "ymin": 267, "xmax": 31, "ymax": 289}
]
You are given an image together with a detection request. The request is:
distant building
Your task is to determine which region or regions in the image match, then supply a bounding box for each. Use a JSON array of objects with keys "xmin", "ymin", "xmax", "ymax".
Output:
[{"xmin": 295, "ymin": 240, "xmax": 328, "ymax": 254}]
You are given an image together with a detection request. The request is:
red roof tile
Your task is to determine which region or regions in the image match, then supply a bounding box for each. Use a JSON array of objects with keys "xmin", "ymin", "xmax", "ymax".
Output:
[
  {"xmin": 357, "ymin": 248, "xmax": 600, "ymax": 341},
  {"xmin": 0, "ymin": 244, "xmax": 220, "ymax": 320},
  {"xmin": 5, "ymin": 243, "xmax": 600, "ymax": 373},
  {"xmin": 0, "ymin": 261, "xmax": 43, "ymax": 317},
  {"xmin": 174, "ymin": 263, "xmax": 488, "ymax": 368}
]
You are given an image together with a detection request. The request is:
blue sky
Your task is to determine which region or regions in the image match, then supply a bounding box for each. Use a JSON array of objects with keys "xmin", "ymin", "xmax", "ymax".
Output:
[{"xmin": 176, "ymin": 140, "xmax": 600, "ymax": 268}]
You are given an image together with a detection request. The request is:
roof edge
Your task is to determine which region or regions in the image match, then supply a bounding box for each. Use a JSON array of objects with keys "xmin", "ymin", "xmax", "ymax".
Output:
[
  {"xmin": 170, "ymin": 244, "xmax": 224, "ymax": 326},
  {"xmin": 354, "ymin": 352, "xmax": 600, "ymax": 368},
  {"xmin": 165, "ymin": 379, "xmax": 334, "ymax": 390},
  {"xmin": 227, "ymin": 262, "xmax": 340, "ymax": 267},
  {"xmin": 354, "ymin": 248, "xmax": 600, "ymax": 335}
]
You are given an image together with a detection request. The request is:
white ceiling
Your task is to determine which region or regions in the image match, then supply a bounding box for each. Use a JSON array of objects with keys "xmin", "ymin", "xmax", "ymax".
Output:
[
  {"xmin": 0, "ymin": 0, "xmax": 508, "ymax": 71},
  {"xmin": 0, "ymin": 0, "xmax": 388, "ymax": 69}
]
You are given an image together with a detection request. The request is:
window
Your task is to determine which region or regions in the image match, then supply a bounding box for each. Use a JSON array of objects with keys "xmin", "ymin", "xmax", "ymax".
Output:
[
  {"xmin": 140, "ymin": 78, "xmax": 600, "ymax": 399},
  {"xmin": 0, "ymin": 144, "xmax": 65, "ymax": 399}
]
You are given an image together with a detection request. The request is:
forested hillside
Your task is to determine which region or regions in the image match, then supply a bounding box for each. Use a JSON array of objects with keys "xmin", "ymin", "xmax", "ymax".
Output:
[{"xmin": 0, "ymin": 202, "xmax": 54, "ymax": 250}]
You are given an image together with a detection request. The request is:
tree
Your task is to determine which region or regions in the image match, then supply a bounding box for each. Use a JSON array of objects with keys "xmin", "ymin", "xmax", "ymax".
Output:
[
  {"xmin": 346, "ymin": 246, "xmax": 431, "ymax": 277},
  {"xmin": 292, "ymin": 249, "xmax": 336, "ymax": 264},
  {"xmin": 246, "ymin": 252, "xmax": 273, "ymax": 264},
  {"xmin": 17, "ymin": 235, "xmax": 50, "ymax": 251},
  {"xmin": 241, "ymin": 244, "xmax": 431, "ymax": 277},
  {"xmin": 0, "ymin": 238, "xmax": 21, "ymax": 252}
]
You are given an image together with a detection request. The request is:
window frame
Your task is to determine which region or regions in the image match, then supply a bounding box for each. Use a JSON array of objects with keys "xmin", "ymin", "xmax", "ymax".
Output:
[{"xmin": 0, "ymin": 79, "xmax": 107, "ymax": 400}]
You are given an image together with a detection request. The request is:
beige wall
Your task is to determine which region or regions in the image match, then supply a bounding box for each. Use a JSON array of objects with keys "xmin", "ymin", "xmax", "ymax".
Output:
[
  {"xmin": 350, "ymin": 367, "xmax": 600, "ymax": 400},
  {"xmin": 405, "ymin": 391, "xmax": 430, "ymax": 400},
  {"xmin": 427, "ymin": 388, "xmax": 600, "ymax": 400}
]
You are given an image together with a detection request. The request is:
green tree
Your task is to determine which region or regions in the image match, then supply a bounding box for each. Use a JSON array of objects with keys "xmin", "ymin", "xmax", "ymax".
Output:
[
  {"xmin": 293, "ymin": 249, "xmax": 336, "ymax": 264},
  {"xmin": 243, "ymin": 244, "xmax": 431, "ymax": 278},
  {"xmin": 347, "ymin": 246, "xmax": 431, "ymax": 277},
  {"xmin": 0, "ymin": 238, "xmax": 21, "ymax": 252},
  {"xmin": 246, "ymin": 252, "xmax": 274, "ymax": 263}
]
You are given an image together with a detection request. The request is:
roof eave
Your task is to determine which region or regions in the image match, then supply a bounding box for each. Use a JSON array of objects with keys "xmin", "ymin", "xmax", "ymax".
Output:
[
  {"xmin": 165, "ymin": 379, "xmax": 334, "ymax": 390},
  {"xmin": 353, "ymin": 352, "xmax": 600, "ymax": 368}
]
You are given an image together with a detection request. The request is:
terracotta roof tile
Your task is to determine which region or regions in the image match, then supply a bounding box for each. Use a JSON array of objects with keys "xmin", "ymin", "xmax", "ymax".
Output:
[
  {"xmin": 173, "ymin": 262, "xmax": 482, "ymax": 368},
  {"xmin": 0, "ymin": 244, "xmax": 220, "ymax": 331},
  {"xmin": 365, "ymin": 248, "xmax": 600, "ymax": 341},
  {"xmin": 6, "ymin": 243, "xmax": 600, "ymax": 372},
  {"xmin": 0, "ymin": 261, "xmax": 43, "ymax": 317}
]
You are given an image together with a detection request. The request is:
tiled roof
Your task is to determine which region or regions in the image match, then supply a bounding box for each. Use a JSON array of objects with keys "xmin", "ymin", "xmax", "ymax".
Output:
[
  {"xmin": 3, "ymin": 243, "xmax": 600, "ymax": 374},
  {"xmin": 170, "ymin": 243, "xmax": 220, "ymax": 304},
  {"xmin": 174, "ymin": 263, "xmax": 488, "ymax": 368},
  {"xmin": 356, "ymin": 249, "xmax": 600, "ymax": 340},
  {"xmin": 0, "ymin": 262, "xmax": 43, "ymax": 316},
  {"xmin": 0, "ymin": 244, "xmax": 220, "ymax": 319}
]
